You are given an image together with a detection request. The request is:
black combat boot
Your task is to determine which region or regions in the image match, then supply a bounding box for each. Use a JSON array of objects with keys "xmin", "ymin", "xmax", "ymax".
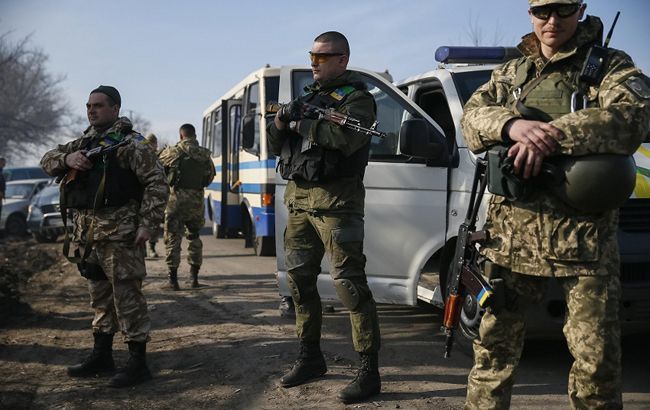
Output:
[
  {"xmin": 190, "ymin": 265, "xmax": 200, "ymax": 288},
  {"xmin": 147, "ymin": 241, "xmax": 159, "ymax": 258},
  {"xmin": 67, "ymin": 332, "xmax": 115, "ymax": 377},
  {"xmin": 278, "ymin": 296, "xmax": 295, "ymax": 318},
  {"xmin": 108, "ymin": 341, "xmax": 152, "ymax": 388},
  {"xmin": 338, "ymin": 352, "xmax": 381, "ymax": 404},
  {"xmin": 167, "ymin": 268, "xmax": 180, "ymax": 291},
  {"xmin": 280, "ymin": 341, "xmax": 327, "ymax": 387}
]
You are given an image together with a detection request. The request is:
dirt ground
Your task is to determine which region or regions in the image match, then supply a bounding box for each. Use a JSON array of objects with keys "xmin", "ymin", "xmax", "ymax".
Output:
[{"xmin": 1, "ymin": 235, "xmax": 649, "ymax": 409}]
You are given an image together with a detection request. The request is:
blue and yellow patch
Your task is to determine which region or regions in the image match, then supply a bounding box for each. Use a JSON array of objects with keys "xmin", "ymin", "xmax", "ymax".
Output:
[{"xmin": 329, "ymin": 85, "xmax": 355, "ymax": 101}]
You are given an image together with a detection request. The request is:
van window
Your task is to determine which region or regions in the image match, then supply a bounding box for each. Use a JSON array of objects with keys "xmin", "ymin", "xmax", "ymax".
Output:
[
  {"xmin": 451, "ymin": 70, "xmax": 492, "ymax": 105},
  {"xmin": 414, "ymin": 83, "xmax": 456, "ymax": 142}
]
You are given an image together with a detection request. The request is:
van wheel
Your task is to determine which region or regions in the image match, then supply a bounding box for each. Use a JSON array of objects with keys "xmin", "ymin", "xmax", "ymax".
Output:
[
  {"xmin": 6, "ymin": 214, "xmax": 27, "ymax": 236},
  {"xmin": 441, "ymin": 257, "xmax": 483, "ymax": 356},
  {"xmin": 245, "ymin": 215, "xmax": 275, "ymax": 256}
]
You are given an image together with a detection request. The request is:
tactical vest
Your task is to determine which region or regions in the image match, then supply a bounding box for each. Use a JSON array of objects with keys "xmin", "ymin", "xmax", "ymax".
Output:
[
  {"xmin": 278, "ymin": 82, "xmax": 371, "ymax": 182},
  {"xmin": 510, "ymin": 57, "xmax": 587, "ymax": 121},
  {"xmin": 62, "ymin": 137, "xmax": 143, "ymax": 210},
  {"xmin": 172, "ymin": 154, "xmax": 207, "ymax": 189}
]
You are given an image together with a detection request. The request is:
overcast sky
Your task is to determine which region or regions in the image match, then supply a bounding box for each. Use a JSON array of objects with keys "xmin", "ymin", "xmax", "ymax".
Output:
[{"xmin": 3, "ymin": 0, "xmax": 649, "ymax": 164}]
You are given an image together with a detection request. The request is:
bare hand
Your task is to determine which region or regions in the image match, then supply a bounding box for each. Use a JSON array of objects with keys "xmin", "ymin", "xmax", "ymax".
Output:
[
  {"xmin": 134, "ymin": 227, "xmax": 151, "ymax": 247},
  {"xmin": 505, "ymin": 119, "xmax": 563, "ymax": 157},
  {"xmin": 504, "ymin": 119, "xmax": 565, "ymax": 179},
  {"xmin": 65, "ymin": 150, "xmax": 92, "ymax": 171}
]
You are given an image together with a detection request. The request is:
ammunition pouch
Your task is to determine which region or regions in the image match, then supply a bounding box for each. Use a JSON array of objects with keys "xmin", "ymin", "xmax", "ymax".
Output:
[
  {"xmin": 486, "ymin": 145, "xmax": 563, "ymax": 202},
  {"xmin": 486, "ymin": 145, "xmax": 537, "ymax": 201}
]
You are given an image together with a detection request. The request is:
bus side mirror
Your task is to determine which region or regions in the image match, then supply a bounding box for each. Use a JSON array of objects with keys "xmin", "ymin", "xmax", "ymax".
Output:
[
  {"xmin": 399, "ymin": 118, "xmax": 447, "ymax": 160},
  {"xmin": 242, "ymin": 113, "xmax": 255, "ymax": 150}
]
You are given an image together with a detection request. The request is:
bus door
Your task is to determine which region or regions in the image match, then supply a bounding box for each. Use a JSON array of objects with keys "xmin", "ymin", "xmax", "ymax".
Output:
[{"xmin": 220, "ymin": 98, "xmax": 242, "ymax": 236}]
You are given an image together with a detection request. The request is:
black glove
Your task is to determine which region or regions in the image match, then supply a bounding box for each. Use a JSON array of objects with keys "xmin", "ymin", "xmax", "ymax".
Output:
[{"xmin": 277, "ymin": 100, "xmax": 303, "ymax": 123}]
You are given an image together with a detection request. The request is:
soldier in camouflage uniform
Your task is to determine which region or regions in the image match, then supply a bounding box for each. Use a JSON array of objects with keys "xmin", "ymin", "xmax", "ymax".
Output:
[
  {"xmin": 158, "ymin": 124, "xmax": 215, "ymax": 290},
  {"xmin": 40, "ymin": 85, "xmax": 169, "ymax": 388},
  {"xmin": 460, "ymin": 1, "xmax": 650, "ymax": 408},
  {"xmin": 267, "ymin": 31, "xmax": 381, "ymax": 404},
  {"xmin": 143, "ymin": 133, "xmax": 164, "ymax": 258}
]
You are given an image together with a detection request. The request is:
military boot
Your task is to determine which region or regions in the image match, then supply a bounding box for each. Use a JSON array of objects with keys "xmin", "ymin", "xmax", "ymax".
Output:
[
  {"xmin": 280, "ymin": 341, "xmax": 327, "ymax": 387},
  {"xmin": 108, "ymin": 341, "xmax": 152, "ymax": 388},
  {"xmin": 166, "ymin": 268, "xmax": 180, "ymax": 291},
  {"xmin": 67, "ymin": 332, "xmax": 116, "ymax": 377},
  {"xmin": 338, "ymin": 352, "xmax": 381, "ymax": 404},
  {"xmin": 147, "ymin": 241, "xmax": 159, "ymax": 258},
  {"xmin": 278, "ymin": 296, "xmax": 295, "ymax": 318},
  {"xmin": 190, "ymin": 265, "xmax": 200, "ymax": 288}
]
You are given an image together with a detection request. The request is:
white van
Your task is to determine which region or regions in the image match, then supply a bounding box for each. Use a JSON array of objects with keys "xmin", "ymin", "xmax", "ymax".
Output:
[{"xmin": 274, "ymin": 47, "xmax": 650, "ymax": 340}]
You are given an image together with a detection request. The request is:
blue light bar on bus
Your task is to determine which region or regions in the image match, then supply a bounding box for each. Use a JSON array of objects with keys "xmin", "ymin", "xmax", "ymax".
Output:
[{"xmin": 435, "ymin": 46, "xmax": 522, "ymax": 64}]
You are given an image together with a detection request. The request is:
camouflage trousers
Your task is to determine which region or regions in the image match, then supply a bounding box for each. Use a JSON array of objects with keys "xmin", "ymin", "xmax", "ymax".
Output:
[
  {"xmin": 164, "ymin": 196, "xmax": 204, "ymax": 270},
  {"xmin": 284, "ymin": 209, "xmax": 380, "ymax": 353},
  {"xmin": 84, "ymin": 241, "xmax": 150, "ymax": 342},
  {"xmin": 465, "ymin": 267, "xmax": 622, "ymax": 410}
]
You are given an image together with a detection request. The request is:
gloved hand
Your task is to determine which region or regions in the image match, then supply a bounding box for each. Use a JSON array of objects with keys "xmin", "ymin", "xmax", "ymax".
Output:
[{"xmin": 276, "ymin": 100, "xmax": 303, "ymax": 123}]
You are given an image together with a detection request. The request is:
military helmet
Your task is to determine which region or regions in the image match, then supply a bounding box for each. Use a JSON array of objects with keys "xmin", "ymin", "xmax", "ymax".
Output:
[
  {"xmin": 529, "ymin": 0, "xmax": 581, "ymax": 6},
  {"xmin": 547, "ymin": 154, "xmax": 636, "ymax": 213}
]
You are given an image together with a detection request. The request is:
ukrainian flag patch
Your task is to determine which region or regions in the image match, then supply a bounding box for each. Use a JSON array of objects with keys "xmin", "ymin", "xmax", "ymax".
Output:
[{"xmin": 329, "ymin": 85, "xmax": 355, "ymax": 101}]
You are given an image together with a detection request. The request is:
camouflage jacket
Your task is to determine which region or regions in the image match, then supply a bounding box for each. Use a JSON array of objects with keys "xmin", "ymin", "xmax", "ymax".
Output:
[
  {"xmin": 460, "ymin": 16, "xmax": 650, "ymax": 277},
  {"xmin": 267, "ymin": 70, "xmax": 375, "ymax": 214},
  {"xmin": 40, "ymin": 117, "xmax": 169, "ymax": 243},
  {"xmin": 158, "ymin": 138, "xmax": 215, "ymax": 210}
]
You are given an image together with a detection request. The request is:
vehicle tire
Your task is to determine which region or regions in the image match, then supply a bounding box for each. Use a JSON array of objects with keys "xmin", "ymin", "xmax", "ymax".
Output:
[
  {"xmin": 245, "ymin": 214, "xmax": 275, "ymax": 256},
  {"xmin": 441, "ymin": 256, "xmax": 483, "ymax": 356},
  {"xmin": 212, "ymin": 218, "xmax": 225, "ymax": 239},
  {"xmin": 6, "ymin": 214, "xmax": 28, "ymax": 236},
  {"xmin": 255, "ymin": 235, "xmax": 275, "ymax": 257}
]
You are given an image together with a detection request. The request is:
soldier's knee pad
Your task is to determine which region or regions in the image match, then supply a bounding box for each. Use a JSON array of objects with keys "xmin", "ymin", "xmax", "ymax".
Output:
[{"xmin": 334, "ymin": 279, "xmax": 360, "ymax": 310}]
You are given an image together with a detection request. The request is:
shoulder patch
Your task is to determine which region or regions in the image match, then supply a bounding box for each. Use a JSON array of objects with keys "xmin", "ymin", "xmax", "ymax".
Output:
[
  {"xmin": 625, "ymin": 75, "xmax": 650, "ymax": 99},
  {"xmin": 329, "ymin": 85, "xmax": 356, "ymax": 101}
]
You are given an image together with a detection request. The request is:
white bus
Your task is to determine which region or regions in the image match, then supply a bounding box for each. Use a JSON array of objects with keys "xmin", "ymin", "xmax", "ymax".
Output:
[{"xmin": 201, "ymin": 66, "xmax": 280, "ymax": 256}]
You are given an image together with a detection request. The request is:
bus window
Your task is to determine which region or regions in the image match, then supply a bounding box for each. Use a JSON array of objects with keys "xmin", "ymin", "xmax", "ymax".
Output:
[
  {"xmin": 265, "ymin": 76, "xmax": 280, "ymax": 104},
  {"xmin": 291, "ymin": 70, "xmax": 313, "ymax": 99},
  {"xmin": 243, "ymin": 82, "xmax": 260, "ymax": 154},
  {"xmin": 212, "ymin": 108, "xmax": 222, "ymax": 157}
]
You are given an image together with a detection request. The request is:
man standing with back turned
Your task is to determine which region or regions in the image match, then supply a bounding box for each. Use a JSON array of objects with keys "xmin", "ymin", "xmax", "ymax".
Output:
[
  {"xmin": 159, "ymin": 124, "xmax": 215, "ymax": 290},
  {"xmin": 267, "ymin": 31, "xmax": 381, "ymax": 404},
  {"xmin": 460, "ymin": 1, "xmax": 650, "ymax": 408},
  {"xmin": 40, "ymin": 85, "xmax": 169, "ymax": 387}
]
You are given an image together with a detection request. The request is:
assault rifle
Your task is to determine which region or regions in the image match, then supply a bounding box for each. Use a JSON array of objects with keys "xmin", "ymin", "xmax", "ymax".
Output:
[
  {"xmin": 56, "ymin": 139, "xmax": 131, "ymax": 184},
  {"xmin": 267, "ymin": 102, "xmax": 387, "ymax": 139},
  {"xmin": 442, "ymin": 158, "xmax": 500, "ymax": 358}
]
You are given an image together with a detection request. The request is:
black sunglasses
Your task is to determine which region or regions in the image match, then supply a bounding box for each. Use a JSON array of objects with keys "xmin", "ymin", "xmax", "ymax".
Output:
[{"xmin": 530, "ymin": 3, "xmax": 581, "ymax": 20}]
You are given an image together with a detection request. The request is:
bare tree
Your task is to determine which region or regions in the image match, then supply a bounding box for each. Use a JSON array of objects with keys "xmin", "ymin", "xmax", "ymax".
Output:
[
  {"xmin": 465, "ymin": 12, "xmax": 505, "ymax": 46},
  {"xmin": 0, "ymin": 32, "xmax": 71, "ymax": 161},
  {"xmin": 122, "ymin": 109, "xmax": 152, "ymax": 135}
]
